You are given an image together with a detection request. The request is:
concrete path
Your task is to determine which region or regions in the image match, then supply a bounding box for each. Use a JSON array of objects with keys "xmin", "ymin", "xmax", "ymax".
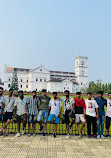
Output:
[{"xmin": 0, "ymin": 135, "xmax": 111, "ymax": 158}]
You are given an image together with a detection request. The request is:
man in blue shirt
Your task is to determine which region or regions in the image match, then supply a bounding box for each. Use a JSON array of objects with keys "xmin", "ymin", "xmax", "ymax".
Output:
[{"xmin": 95, "ymin": 91, "xmax": 107, "ymax": 139}]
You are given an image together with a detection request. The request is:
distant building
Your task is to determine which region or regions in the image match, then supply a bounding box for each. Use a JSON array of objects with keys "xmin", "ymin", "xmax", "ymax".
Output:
[{"xmin": 4, "ymin": 56, "xmax": 88, "ymax": 93}]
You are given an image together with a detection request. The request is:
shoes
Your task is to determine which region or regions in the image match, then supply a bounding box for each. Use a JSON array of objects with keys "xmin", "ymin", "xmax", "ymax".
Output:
[
  {"xmin": 97, "ymin": 135, "xmax": 100, "ymax": 139},
  {"xmin": 39, "ymin": 125, "xmax": 43, "ymax": 132},
  {"xmin": 78, "ymin": 135, "xmax": 82, "ymax": 139},
  {"xmin": 21, "ymin": 129, "xmax": 25, "ymax": 135},
  {"xmin": 15, "ymin": 133, "xmax": 21, "ymax": 137},
  {"xmin": 101, "ymin": 135, "xmax": 104, "ymax": 139},
  {"xmin": 66, "ymin": 134, "xmax": 70, "ymax": 139},
  {"xmin": 53, "ymin": 133, "xmax": 56, "ymax": 138},
  {"xmin": 28, "ymin": 133, "xmax": 31, "ymax": 137},
  {"xmin": 93, "ymin": 135, "xmax": 97, "ymax": 139},
  {"xmin": 88, "ymin": 135, "xmax": 92, "ymax": 138},
  {"xmin": 33, "ymin": 133, "xmax": 36, "ymax": 137},
  {"xmin": 106, "ymin": 135, "xmax": 110, "ymax": 138},
  {"xmin": 42, "ymin": 132, "xmax": 45, "ymax": 137}
]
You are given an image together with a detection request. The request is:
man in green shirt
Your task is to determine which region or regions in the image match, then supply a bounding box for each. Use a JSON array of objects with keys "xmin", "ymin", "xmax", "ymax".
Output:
[{"xmin": 37, "ymin": 89, "xmax": 51, "ymax": 136}]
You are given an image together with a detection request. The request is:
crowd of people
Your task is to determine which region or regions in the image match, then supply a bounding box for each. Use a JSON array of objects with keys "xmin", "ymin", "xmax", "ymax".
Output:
[{"xmin": 0, "ymin": 87, "xmax": 110, "ymax": 139}]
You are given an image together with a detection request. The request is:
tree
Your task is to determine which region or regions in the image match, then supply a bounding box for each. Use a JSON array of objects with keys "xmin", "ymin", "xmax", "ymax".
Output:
[{"xmin": 11, "ymin": 68, "xmax": 18, "ymax": 91}]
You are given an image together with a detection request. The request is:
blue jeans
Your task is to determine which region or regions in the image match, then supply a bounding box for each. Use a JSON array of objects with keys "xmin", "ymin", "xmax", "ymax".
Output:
[
  {"xmin": 97, "ymin": 115, "xmax": 105, "ymax": 135},
  {"xmin": 37, "ymin": 110, "xmax": 48, "ymax": 123}
]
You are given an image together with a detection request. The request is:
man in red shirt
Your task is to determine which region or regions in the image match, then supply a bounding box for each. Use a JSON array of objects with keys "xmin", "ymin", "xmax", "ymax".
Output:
[{"xmin": 74, "ymin": 92, "xmax": 86, "ymax": 138}]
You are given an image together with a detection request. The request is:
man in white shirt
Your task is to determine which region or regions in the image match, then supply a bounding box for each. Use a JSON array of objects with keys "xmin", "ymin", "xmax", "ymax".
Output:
[
  {"xmin": 0, "ymin": 88, "xmax": 15, "ymax": 136},
  {"xmin": 85, "ymin": 93, "xmax": 99, "ymax": 138},
  {"xmin": 106, "ymin": 92, "xmax": 111, "ymax": 137},
  {"xmin": 48, "ymin": 92, "xmax": 62, "ymax": 138},
  {"xmin": 61, "ymin": 90, "xmax": 75, "ymax": 139},
  {"xmin": 14, "ymin": 90, "xmax": 28, "ymax": 137}
]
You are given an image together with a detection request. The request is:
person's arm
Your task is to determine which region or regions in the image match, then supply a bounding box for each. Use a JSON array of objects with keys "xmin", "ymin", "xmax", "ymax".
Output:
[
  {"xmin": 68, "ymin": 103, "xmax": 75, "ymax": 116},
  {"xmin": 37, "ymin": 97, "xmax": 40, "ymax": 111},
  {"xmin": 83, "ymin": 100, "xmax": 86, "ymax": 118},
  {"xmin": 3, "ymin": 103, "xmax": 5, "ymax": 115},
  {"xmin": 49, "ymin": 100, "xmax": 51, "ymax": 112},
  {"xmin": 95, "ymin": 100, "xmax": 99, "ymax": 118},
  {"xmin": 58, "ymin": 101, "xmax": 62, "ymax": 117},
  {"xmin": 96, "ymin": 107, "xmax": 99, "ymax": 118},
  {"xmin": 26, "ymin": 102, "xmax": 29, "ymax": 116},
  {"xmin": 14, "ymin": 99, "xmax": 17, "ymax": 118}
]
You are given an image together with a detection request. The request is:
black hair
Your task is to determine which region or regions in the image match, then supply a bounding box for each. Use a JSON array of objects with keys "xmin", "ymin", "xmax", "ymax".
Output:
[
  {"xmin": 87, "ymin": 92, "xmax": 92, "ymax": 95},
  {"xmin": 9, "ymin": 88, "xmax": 13, "ymax": 92},
  {"xmin": 32, "ymin": 90, "xmax": 36, "ymax": 93},
  {"xmin": 108, "ymin": 92, "xmax": 111, "ymax": 95},
  {"xmin": 98, "ymin": 91, "xmax": 103, "ymax": 95},
  {"xmin": 0, "ymin": 87, "xmax": 3, "ymax": 90},
  {"xmin": 64, "ymin": 90, "xmax": 70, "ymax": 94},
  {"xmin": 18, "ymin": 90, "xmax": 23, "ymax": 94},
  {"xmin": 53, "ymin": 92, "xmax": 57, "ymax": 95},
  {"xmin": 76, "ymin": 92, "xmax": 81, "ymax": 95},
  {"xmin": 42, "ymin": 89, "xmax": 47, "ymax": 93}
]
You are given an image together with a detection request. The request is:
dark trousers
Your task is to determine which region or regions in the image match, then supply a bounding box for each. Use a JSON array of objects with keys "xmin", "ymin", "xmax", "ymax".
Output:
[{"xmin": 86, "ymin": 115, "xmax": 97, "ymax": 136}]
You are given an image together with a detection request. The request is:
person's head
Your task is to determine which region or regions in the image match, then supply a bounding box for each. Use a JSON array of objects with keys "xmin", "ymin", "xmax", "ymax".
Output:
[
  {"xmin": 32, "ymin": 90, "xmax": 37, "ymax": 98},
  {"xmin": 98, "ymin": 91, "xmax": 103, "ymax": 98},
  {"xmin": 18, "ymin": 90, "xmax": 24, "ymax": 99},
  {"xmin": 42, "ymin": 89, "xmax": 47, "ymax": 97},
  {"xmin": 76, "ymin": 92, "xmax": 81, "ymax": 99},
  {"xmin": 108, "ymin": 92, "xmax": 111, "ymax": 100},
  {"xmin": 0, "ymin": 87, "xmax": 3, "ymax": 96},
  {"xmin": 9, "ymin": 88, "xmax": 13, "ymax": 96},
  {"xmin": 53, "ymin": 92, "xmax": 57, "ymax": 99},
  {"xmin": 87, "ymin": 92, "xmax": 92, "ymax": 100},
  {"xmin": 64, "ymin": 90, "xmax": 70, "ymax": 98}
]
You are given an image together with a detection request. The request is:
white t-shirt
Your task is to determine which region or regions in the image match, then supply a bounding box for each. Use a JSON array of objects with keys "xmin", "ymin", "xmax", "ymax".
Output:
[
  {"xmin": 49, "ymin": 98, "xmax": 62, "ymax": 117},
  {"xmin": 106, "ymin": 99, "xmax": 111, "ymax": 117},
  {"xmin": 4, "ymin": 96, "xmax": 15, "ymax": 112},
  {"xmin": 14, "ymin": 96, "xmax": 28, "ymax": 116},
  {"xmin": 85, "ymin": 99, "xmax": 98, "ymax": 117},
  {"xmin": 61, "ymin": 97, "xmax": 75, "ymax": 113}
]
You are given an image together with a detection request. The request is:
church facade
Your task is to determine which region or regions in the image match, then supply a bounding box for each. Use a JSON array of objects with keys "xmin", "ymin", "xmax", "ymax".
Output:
[{"xmin": 4, "ymin": 56, "xmax": 88, "ymax": 93}]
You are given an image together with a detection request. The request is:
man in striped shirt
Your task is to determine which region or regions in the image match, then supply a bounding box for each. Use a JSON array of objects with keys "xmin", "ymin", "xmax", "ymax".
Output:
[{"xmin": 27, "ymin": 91, "xmax": 38, "ymax": 136}]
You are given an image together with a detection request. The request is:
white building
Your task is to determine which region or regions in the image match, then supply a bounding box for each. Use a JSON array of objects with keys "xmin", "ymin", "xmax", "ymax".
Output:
[{"xmin": 4, "ymin": 56, "xmax": 88, "ymax": 93}]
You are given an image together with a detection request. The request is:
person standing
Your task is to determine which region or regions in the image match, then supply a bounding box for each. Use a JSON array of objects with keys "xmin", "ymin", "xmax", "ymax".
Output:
[
  {"xmin": 61, "ymin": 90, "xmax": 75, "ymax": 139},
  {"xmin": 106, "ymin": 92, "xmax": 111, "ymax": 137},
  {"xmin": 27, "ymin": 91, "xmax": 38, "ymax": 136},
  {"xmin": 48, "ymin": 92, "xmax": 62, "ymax": 138},
  {"xmin": 37, "ymin": 89, "xmax": 51, "ymax": 137},
  {"xmin": 14, "ymin": 90, "xmax": 28, "ymax": 137},
  {"xmin": 0, "ymin": 88, "xmax": 15, "ymax": 136},
  {"xmin": 85, "ymin": 93, "xmax": 99, "ymax": 138},
  {"xmin": 95, "ymin": 91, "xmax": 107, "ymax": 139},
  {"xmin": 0, "ymin": 87, "xmax": 4, "ymax": 123},
  {"xmin": 74, "ymin": 92, "xmax": 86, "ymax": 138}
]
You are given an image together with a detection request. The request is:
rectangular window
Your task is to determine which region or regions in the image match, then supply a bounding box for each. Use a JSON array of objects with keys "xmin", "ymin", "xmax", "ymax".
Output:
[
  {"xmin": 20, "ymin": 85, "xmax": 22, "ymax": 88},
  {"xmin": 26, "ymin": 85, "xmax": 28, "ymax": 88},
  {"xmin": 8, "ymin": 84, "xmax": 10, "ymax": 88},
  {"xmin": 40, "ymin": 79, "xmax": 42, "ymax": 82}
]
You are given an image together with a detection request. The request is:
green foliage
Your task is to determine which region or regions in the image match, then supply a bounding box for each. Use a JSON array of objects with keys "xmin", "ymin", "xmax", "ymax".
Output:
[
  {"xmin": 87, "ymin": 80, "xmax": 111, "ymax": 94},
  {"xmin": 11, "ymin": 68, "xmax": 18, "ymax": 91}
]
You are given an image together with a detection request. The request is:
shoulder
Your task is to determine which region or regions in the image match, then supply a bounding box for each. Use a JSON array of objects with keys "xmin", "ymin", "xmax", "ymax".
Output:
[
  {"xmin": 70, "ymin": 97, "xmax": 74, "ymax": 101},
  {"xmin": 47, "ymin": 96, "xmax": 51, "ymax": 100}
]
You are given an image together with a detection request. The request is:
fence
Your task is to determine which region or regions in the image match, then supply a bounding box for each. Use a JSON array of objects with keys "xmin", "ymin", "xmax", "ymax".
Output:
[{"xmin": 0, "ymin": 120, "xmax": 109, "ymax": 135}]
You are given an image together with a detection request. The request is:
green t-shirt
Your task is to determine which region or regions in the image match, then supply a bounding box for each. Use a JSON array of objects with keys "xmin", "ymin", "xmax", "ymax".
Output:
[{"xmin": 39, "ymin": 96, "xmax": 51, "ymax": 111}]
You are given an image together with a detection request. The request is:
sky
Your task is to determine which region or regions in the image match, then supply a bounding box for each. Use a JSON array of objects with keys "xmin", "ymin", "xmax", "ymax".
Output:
[{"xmin": 0, "ymin": 0, "xmax": 111, "ymax": 83}]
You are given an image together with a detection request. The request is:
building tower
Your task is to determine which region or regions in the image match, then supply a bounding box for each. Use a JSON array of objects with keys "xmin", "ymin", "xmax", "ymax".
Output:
[{"xmin": 75, "ymin": 56, "xmax": 88, "ymax": 91}]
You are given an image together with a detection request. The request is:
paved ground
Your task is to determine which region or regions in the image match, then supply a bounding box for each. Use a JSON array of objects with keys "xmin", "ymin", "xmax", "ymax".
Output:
[{"xmin": 0, "ymin": 135, "xmax": 111, "ymax": 158}]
